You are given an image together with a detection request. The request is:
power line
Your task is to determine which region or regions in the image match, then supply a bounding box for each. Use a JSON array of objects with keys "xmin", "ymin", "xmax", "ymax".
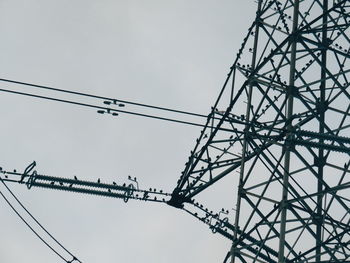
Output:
[
  {"xmin": 0, "ymin": 87, "xmax": 207, "ymax": 126},
  {"xmin": 0, "ymin": 78, "xmax": 208, "ymax": 119},
  {"xmin": 0, "ymin": 87, "xmax": 234, "ymax": 132},
  {"xmin": 0, "ymin": 176, "xmax": 81, "ymax": 263},
  {"xmin": 0, "ymin": 187, "xmax": 70, "ymax": 262}
]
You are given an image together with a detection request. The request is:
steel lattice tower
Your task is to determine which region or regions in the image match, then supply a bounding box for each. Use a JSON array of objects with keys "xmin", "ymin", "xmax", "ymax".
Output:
[
  {"xmin": 1, "ymin": 1, "xmax": 350, "ymax": 262},
  {"xmin": 168, "ymin": 0, "xmax": 350, "ymax": 262}
]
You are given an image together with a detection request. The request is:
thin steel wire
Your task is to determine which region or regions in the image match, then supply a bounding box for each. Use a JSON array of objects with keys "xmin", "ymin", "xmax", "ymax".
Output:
[{"xmin": 0, "ymin": 176, "xmax": 81, "ymax": 263}]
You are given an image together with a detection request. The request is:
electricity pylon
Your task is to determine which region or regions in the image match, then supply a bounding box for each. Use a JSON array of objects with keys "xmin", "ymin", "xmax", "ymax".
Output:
[
  {"xmin": 2, "ymin": 1, "xmax": 350, "ymax": 262},
  {"xmin": 169, "ymin": 0, "xmax": 350, "ymax": 262}
]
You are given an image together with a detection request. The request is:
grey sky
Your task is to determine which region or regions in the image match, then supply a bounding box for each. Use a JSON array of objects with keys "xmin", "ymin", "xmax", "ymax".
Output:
[{"xmin": 0, "ymin": 1, "xmax": 256, "ymax": 262}]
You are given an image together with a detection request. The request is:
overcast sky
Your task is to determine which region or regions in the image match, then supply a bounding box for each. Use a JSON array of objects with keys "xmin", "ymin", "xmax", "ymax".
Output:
[{"xmin": 0, "ymin": 1, "xmax": 257, "ymax": 262}]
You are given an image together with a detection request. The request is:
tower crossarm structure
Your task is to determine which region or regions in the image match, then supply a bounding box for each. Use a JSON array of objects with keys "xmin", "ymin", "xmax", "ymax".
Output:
[
  {"xmin": 169, "ymin": 0, "xmax": 350, "ymax": 262},
  {"xmin": 2, "ymin": 1, "xmax": 350, "ymax": 262}
]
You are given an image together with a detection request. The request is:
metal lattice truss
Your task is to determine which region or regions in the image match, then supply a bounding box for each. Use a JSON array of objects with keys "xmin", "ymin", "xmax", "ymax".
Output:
[
  {"xmin": 2, "ymin": 1, "xmax": 350, "ymax": 262},
  {"xmin": 169, "ymin": 0, "xmax": 350, "ymax": 262}
]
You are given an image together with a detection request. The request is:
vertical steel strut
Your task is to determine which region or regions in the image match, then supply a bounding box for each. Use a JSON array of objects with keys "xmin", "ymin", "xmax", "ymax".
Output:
[
  {"xmin": 231, "ymin": 1, "xmax": 262, "ymax": 262},
  {"xmin": 278, "ymin": 1, "xmax": 300, "ymax": 262}
]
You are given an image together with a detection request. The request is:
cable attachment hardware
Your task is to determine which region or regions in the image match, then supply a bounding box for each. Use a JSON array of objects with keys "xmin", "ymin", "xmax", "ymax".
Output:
[
  {"xmin": 26, "ymin": 170, "xmax": 38, "ymax": 189},
  {"xmin": 21, "ymin": 161, "xmax": 36, "ymax": 183},
  {"xmin": 127, "ymin": 175, "xmax": 139, "ymax": 190},
  {"xmin": 123, "ymin": 183, "xmax": 135, "ymax": 203}
]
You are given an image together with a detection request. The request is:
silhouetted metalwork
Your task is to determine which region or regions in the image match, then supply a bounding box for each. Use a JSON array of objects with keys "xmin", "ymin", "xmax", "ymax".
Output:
[
  {"xmin": 169, "ymin": 0, "xmax": 350, "ymax": 262},
  {"xmin": 2, "ymin": 1, "xmax": 350, "ymax": 262}
]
